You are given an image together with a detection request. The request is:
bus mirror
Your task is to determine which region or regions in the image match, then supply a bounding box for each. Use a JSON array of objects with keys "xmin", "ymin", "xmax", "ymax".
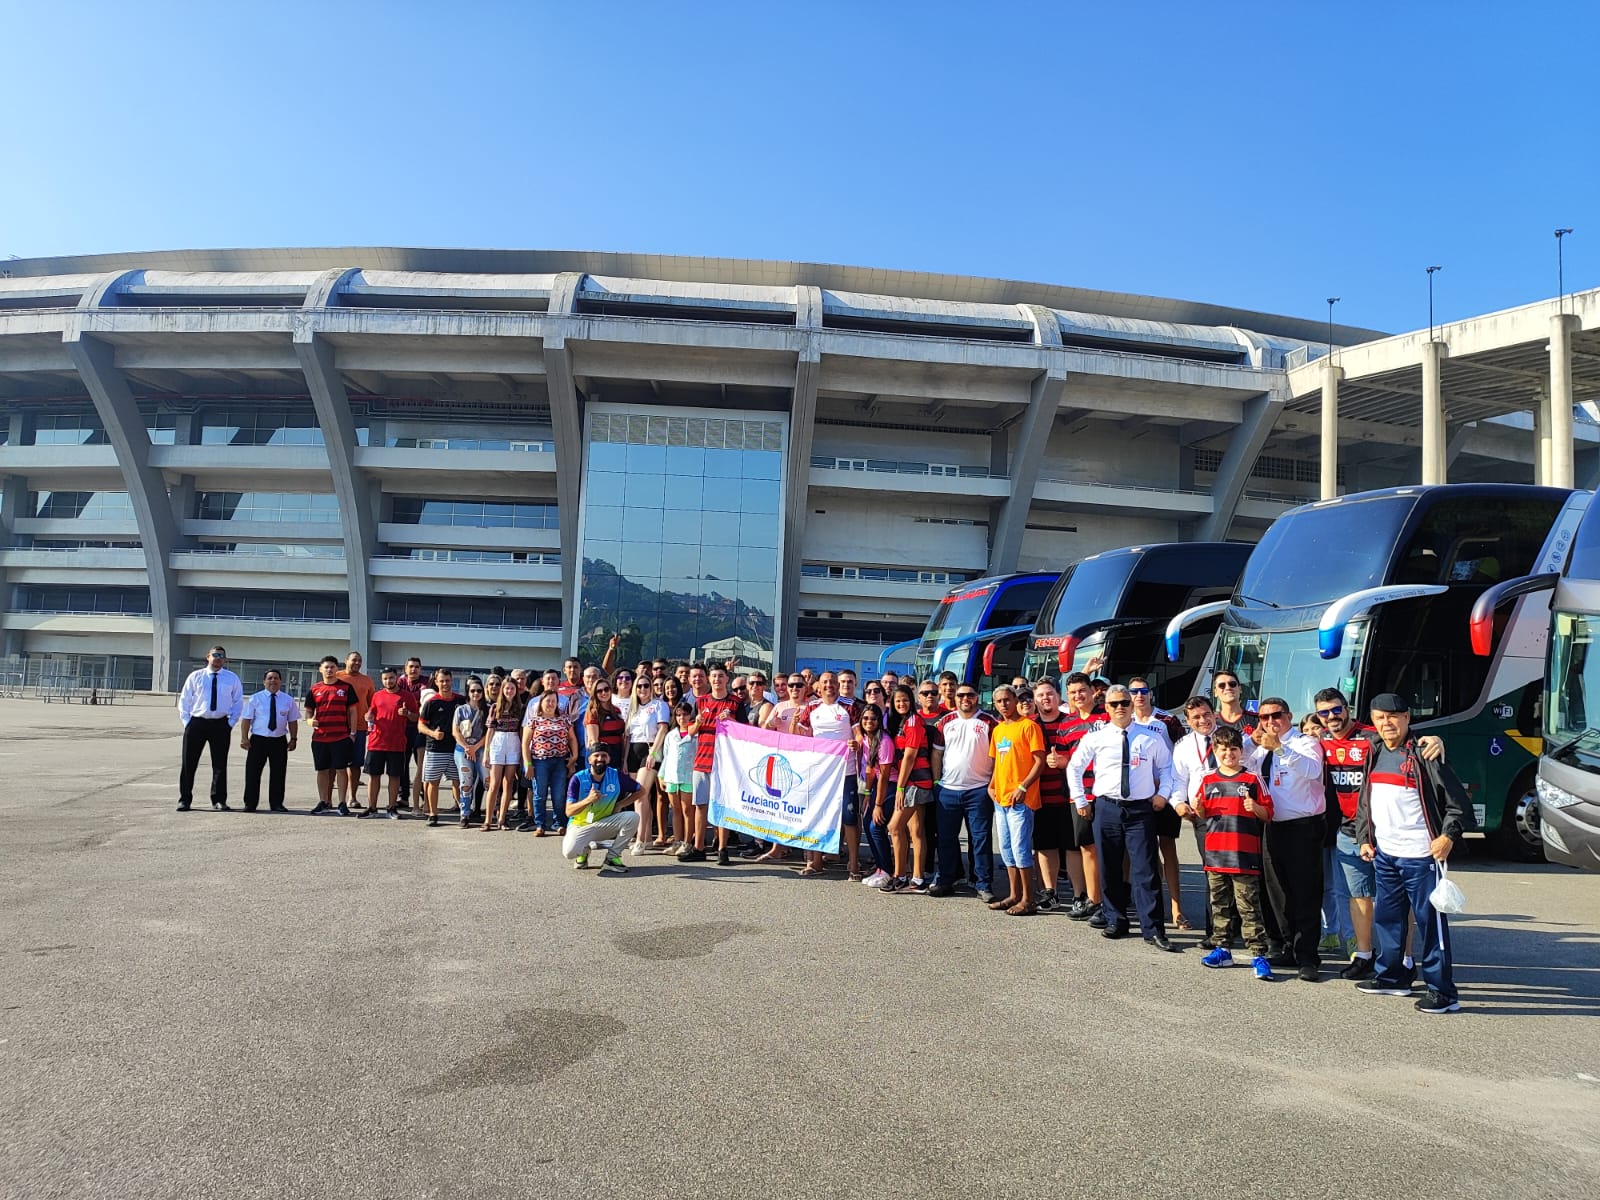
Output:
[
  {"xmin": 1058, "ymin": 639, "xmax": 1078, "ymax": 673},
  {"xmin": 981, "ymin": 641, "xmax": 996, "ymax": 677}
]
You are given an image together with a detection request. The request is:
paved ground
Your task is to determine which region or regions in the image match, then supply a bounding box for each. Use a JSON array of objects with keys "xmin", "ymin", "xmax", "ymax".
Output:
[{"xmin": 2, "ymin": 697, "xmax": 1598, "ymax": 1200}]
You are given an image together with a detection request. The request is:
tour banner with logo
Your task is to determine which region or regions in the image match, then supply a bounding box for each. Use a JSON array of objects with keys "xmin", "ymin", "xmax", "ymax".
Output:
[{"xmin": 709, "ymin": 720, "xmax": 849, "ymax": 855}]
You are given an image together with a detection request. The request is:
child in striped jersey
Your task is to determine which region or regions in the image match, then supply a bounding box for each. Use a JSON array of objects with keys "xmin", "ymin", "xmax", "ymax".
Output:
[{"xmin": 1196, "ymin": 725, "xmax": 1276, "ymax": 979}]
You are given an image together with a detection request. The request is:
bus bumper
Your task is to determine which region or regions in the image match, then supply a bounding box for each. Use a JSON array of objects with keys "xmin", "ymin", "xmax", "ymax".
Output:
[{"xmin": 1537, "ymin": 774, "xmax": 1600, "ymax": 871}]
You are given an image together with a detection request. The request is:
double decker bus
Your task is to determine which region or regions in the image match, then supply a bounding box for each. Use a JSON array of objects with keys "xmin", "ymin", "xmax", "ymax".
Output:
[
  {"xmin": 878, "ymin": 572, "xmax": 1055, "ymax": 689},
  {"xmin": 1471, "ymin": 491, "xmax": 1600, "ymax": 869},
  {"xmin": 1170, "ymin": 484, "xmax": 1584, "ymax": 860},
  {"xmin": 1018, "ymin": 542, "xmax": 1252, "ymax": 710}
]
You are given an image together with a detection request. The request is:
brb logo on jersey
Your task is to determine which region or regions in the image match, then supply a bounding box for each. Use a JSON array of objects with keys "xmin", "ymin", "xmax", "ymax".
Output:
[{"xmin": 749, "ymin": 753, "xmax": 804, "ymax": 800}]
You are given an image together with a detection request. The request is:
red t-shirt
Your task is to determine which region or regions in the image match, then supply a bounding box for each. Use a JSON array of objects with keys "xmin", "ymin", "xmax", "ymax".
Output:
[
  {"xmin": 305, "ymin": 681, "xmax": 357, "ymax": 743},
  {"xmin": 694, "ymin": 693, "xmax": 746, "ymax": 773},
  {"xmin": 395, "ymin": 676, "xmax": 425, "ymax": 727},
  {"xmin": 368, "ymin": 689, "xmax": 412, "ymax": 753},
  {"xmin": 894, "ymin": 714, "xmax": 937, "ymax": 790}
]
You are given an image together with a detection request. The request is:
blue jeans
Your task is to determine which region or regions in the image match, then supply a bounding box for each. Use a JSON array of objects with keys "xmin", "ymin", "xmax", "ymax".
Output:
[
  {"xmin": 454, "ymin": 748, "xmax": 481, "ymax": 814},
  {"xmin": 1322, "ymin": 845, "xmax": 1356, "ymax": 942},
  {"xmin": 933, "ymin": 785, "xmax": 993, "ymax": 892},
  {"xmin": 995, "ymin": 803, "xmax": 1035, "ymax": 869},
  {"xmin": 864, "ymin": 781, "xmax": 894, "ymax": 873},
  {"xmin": 530, "ymin": 757, "xmax": 569, "ymax": 830},
  {"xmin": 1373, "ymin": 850, "xmax": 1455, "ymax": 1001}
]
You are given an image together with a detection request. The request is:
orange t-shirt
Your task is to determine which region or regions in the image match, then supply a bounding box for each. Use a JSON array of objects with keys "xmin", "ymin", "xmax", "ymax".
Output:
[
  {"xmin": 337, "ymin": 670, "xmax": 375, "ymax": 729},
  {"xmin": 990, "ymin": 717, "xmax": 1045, "ymax": 810}
]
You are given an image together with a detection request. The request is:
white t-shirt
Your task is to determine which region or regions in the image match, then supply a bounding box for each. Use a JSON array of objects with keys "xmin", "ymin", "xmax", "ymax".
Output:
[
  {"xmin": 939, "ymin": 714, "xmax": 994, "ymax": 790},
  {"xmin": 627, "ymin": 696, "xmax": 669, "ymax": 745},
  {"xmin": 807, "ymin": 701, "xmax": 851, "ymax": 743}
]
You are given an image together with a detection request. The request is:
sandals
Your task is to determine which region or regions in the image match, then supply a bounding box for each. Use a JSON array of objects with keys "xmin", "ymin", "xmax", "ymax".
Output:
[
  {"xmin": 798, "ymin": 865, "xmax": 823, "ymax": 877},
  {"xmin": 847, "ymin": 871, "xmax": 865, "ymax": 882},
  {"xmin": 1174, "ymin": 915, "xmax": 1195, "ymax": 932}
]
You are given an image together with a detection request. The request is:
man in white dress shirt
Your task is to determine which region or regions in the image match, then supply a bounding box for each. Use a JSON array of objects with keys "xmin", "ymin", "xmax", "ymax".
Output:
[
  {"xmin": 176, "ymin": 645, "xmax": 244, "ymax": 812},
  {"xmin": 1068, "ymin": 684, "xmax": 1177, "ymax": 951},
  {"xmin": 239, "ymin": 669, "xmax": 301, "ymax": 812},
  {"xmin": 1171, "ymin": 694, "xmax": 1250, "ymax": 948}
]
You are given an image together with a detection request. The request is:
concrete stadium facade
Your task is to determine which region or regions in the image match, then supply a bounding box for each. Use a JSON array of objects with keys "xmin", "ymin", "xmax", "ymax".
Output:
[{"xmin": 0, "ymin": 247, "xmax": 1513, "ymax": 692}]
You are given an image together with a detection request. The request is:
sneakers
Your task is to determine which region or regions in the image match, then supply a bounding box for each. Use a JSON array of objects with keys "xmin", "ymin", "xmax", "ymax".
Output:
[
  {"xmin": 310, "ymin": 801, "xmax": 330, "ymax": 814},
  {"xmin": 1355, "ymin": 978, "xmax": 1413, "ymax": 997},
  {"xmin": 1088, "ymin": 911, "xmax": 1109, "ymax": 930},
  {"xmin": 1340, "ymin": 955, "xmax": 1377, "ymax": 981},
  {"xmin": 976, "ymin": 889, "xmax": 997, "ymax": 904},
  {"xmin": 515, "ymin": 819, "xmax": 535, "ymax": 832},
  {"xmin": 717, "ymin": 848, "xmax": 731, "ymax": 866},
  {"xmin": 927, "ymin": 884, "xmax": 955, "ymax": 898},
  {"xmin": 601, "ymin": 854, "xmax": 629, "ymax": 875},
  {"xmin": 1414, "ymin": 989, "xmax": 1461, "ymax": 1014},
  {"xmin": 336, "ymin": 802, "xmax": 350, "ymax": 817},
  {"xmin": 678, "ymin": 847, "xmax": 707, "ymax": 863},
  {"xmin": 385, "ymin": 809, "xmax": 399, "ymax": 821},
  {"xmin": 357, "ymin": 808, "xmax": 380, "ymax": 820},
  {"xmin": 1038, "ymin": 889, "xmax": 1058, "ymax": 912},
  {"xmin": 1318, "ymin": 933, "xmax": 1346, "ymax": 956},
  {"xmin": 426, "ymin": 815, "xmax": 440, "ymax": 828},
  {"xmin": 1067, "ymin": 897, "xmax": 1095, "ymax": 921},
  {"xmin": 1201, "ymin": 947, "xmax": 1234, "ymax": 969},
  {"xmin": 862, "ymin": 870, "xmax": 890, "ymax": 888},
  {"xmin": 907, "ymin": 878, "xmax": 931, "ymax": 895},
  {"xmin": 574, "ymin": 850, "xmax": 591, "ymax": 870},
  {"xmin": 1252, "ymin": 956, "xmax": 1275, "ymax": 981}
]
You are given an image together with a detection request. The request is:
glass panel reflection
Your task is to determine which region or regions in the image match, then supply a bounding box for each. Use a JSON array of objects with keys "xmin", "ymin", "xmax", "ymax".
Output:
[{"xmin": 580, "ymin": 412, "xmax": 782, "ymax": 667}]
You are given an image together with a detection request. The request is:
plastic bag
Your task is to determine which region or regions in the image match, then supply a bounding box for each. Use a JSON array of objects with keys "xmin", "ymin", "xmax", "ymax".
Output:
[{"xmin": 1429, "ymin": 861, "xmax": 1467, "ymax": 914}]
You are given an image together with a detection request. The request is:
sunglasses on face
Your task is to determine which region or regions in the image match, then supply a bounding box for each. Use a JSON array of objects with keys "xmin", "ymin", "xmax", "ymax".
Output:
[
  {"xmin": 919, "ymin": 691, "xmax": 935, "ymax": 698},
  {"xmin": 469, "ymin": 688, "xmax": 483, "ymax": 694},
  {"xmin": 1317, "ymin": 705, "xmax": 1346, "ymax": 718},
  {"xmin": 956, "ymin": 692, "xmax": 977, "ymax": 700},
  {"xmin": 1106, "ymin": 699, "xmax": 1132, "ymax": 709},
  {"xmin": 1128, "ymin": 687, "xmax": 1150, "ymax": 696},
  {"xmin": 616, "ymin": 674, "xmax": 632, "ymax": 682},
  {"xmin": 1215, "ymin": 681, "xmax": 1240, "ymax": 691},
  {"xmin": 1257, "ymin": 710, "xmax": 1288, "ymax": 721},
  {"xmin": 865, "ymin": 687, "xmax": 883, "ymax": 695},
  {"xmin": 787, "ymin": 682, "xmax": 804, "ymax": 688}
]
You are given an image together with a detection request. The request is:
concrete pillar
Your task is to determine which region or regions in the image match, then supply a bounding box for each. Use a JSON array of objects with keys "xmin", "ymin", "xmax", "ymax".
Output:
[
  {"xmin": 296, "ymin": 267, "xmax": 377, "ymax": 657},
  {"xmin": 1420, "ymin": 341, "xmax": 1448, "ymax": 485},
  {"xmin": 1196, "ymin": 388, "xmax": 1284, "ymax": 541},
  {"xmin": 1319, "ymin": 363, "xmax": 1343, "ymax": 501},
  {"xmin": 989, "ymin": 430, "xmax": 1008, "ymax": 477},
  {"xmin": 64, "ymin": 272, "xmax": 187, "ymax": 691},
  {"xmin": 988, "ymin": 305, "xmax": 1065, "ymax": 576},
  {"xmin": 6, "ymin": 410, "xmax": 23, "ymax": 445},
  {"xmin": 176, "ymin": 410, "xmax": 201, "ymax": 446},
  {"xmin": 0, "ymin": 473, "xmax": 26, "ymax": 547},
  {"xmin": 544, "ymin": 272, "xmax": 587, "ymax": 652},
  {"xmin": 1534, "ymin": 388, "xmax": 1551, "ymax": 486},
  {"xmin": 776, "ymin": 286, "xmax": 823, "ymax": 669},
  {"xmin": 1550, "ymin": 314, "xmax": 1579, "ymax": 489}
]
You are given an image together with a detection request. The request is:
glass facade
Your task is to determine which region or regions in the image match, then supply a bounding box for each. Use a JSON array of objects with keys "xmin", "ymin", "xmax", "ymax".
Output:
[
  {"xmin": 30, "ymin": 491, "xmax": 134, "ymax": 519},
  {"xmin": 390, "ymin": 498, "xmax": 559, "ymax": 529},
  {"xmin": 577, "ymin": 409, "xmax": 782, "ymax": 667},
  {"xmin": 195, "ymin": 492, "xmax": 341, "ymax": 523},
  {"xmin": 187, "ymin": 590, "xmax": 349, "ymax": 622}
]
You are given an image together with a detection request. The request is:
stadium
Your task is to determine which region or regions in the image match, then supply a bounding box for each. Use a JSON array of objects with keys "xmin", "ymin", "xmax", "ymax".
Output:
[{"xmin": 0, "ymin": 247, "xmax": 1575, "ymax": 692}]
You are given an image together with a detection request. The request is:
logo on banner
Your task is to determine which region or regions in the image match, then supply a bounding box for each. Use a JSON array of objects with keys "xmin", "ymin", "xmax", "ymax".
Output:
[{"xmin": 749, "ymin": 753, "xmax": 804, "ymax": 799}]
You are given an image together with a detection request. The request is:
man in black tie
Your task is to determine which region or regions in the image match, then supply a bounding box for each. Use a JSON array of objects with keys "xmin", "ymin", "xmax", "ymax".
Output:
[
  {"xmin": 176, "ymin": 646, "xmax": 245, "ymax": 811},
  {"xmin": 240, "ymin": 670, "xmax": 301, "ymax": 812}
]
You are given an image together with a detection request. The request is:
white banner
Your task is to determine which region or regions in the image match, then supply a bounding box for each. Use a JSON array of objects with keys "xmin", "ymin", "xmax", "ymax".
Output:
[{"xmin": 709, "ymin": 720, "xmax": 850, "ymax": 854}]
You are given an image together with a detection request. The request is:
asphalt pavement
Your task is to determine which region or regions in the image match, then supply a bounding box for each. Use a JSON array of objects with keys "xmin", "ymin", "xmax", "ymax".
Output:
[{"xmin": 2, "ymin": 697, "xmax": 1598, "ymax": 1200}]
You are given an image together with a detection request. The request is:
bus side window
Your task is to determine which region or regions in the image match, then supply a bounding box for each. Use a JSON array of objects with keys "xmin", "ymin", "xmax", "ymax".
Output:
[{"xmin": 1515, "ymin": 679, "xmax": 1540, "ymax": 738}]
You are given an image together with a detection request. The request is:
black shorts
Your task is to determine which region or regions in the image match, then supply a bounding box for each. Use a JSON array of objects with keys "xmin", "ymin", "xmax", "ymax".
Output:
[
  {"xmin": 311, "ymin": 739, "xmax": 353, "ymax": 772},
  {"xmin": 366, "ymin": 749, "xmax": 408, "ymax": 779},
  {"xmin": 1071, "ymin": 806, "xmax": 1095, "ymax": 849},
  {"xmin": 1033, "ymin": 803, "xmax": 1076, "ymax": 852},
  {"xmin": 626, "ymin": 742, "xmax": 651, "ymax": 773},
  {"xmin": 1154, "ymin": 802, "xmax": 1182, "ymax": 840}
]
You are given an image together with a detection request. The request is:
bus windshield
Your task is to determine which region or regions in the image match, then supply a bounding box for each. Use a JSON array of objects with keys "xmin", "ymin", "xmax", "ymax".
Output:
[
  {"xmin": 1215, "ymin": 622, "xmax": 1370, "ymax": 715},
  {"xmin": 921, "ymin": 585, "xmax": 997, "ymax": 645},
  {"xmin": 1234, "ymin": 496, "xmax": 1415, "ymax": 609},
  {"xmin": 1548, "ymin": 610, "xmax": 1600, "ymax": 770},
  {"xmin": 1033, "ymin": 555, "xmax": 1136, "ymax": 635}
]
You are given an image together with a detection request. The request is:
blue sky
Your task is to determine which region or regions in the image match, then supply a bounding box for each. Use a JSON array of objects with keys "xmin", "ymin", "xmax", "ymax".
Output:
[{"xmin": 2, "ymin": 1, "xmax": 1594, "ymax": 333}]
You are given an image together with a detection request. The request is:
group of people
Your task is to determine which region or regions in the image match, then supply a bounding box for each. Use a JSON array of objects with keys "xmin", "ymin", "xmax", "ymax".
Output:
[{"xmin": 177, "ymin": 645, "xmax": 1472, "ymax": 1014}]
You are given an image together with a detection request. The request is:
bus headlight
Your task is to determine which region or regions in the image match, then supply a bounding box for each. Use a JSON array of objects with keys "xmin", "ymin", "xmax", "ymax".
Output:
[{"xmin": 1535, "ymin": 776, "xmax": 1583, "ymax": 810}]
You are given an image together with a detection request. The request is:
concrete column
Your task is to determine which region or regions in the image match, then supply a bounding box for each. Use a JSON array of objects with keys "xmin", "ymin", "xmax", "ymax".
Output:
[
  {"xmin": 176, "ymin": 410, "xmax": 201, "ymax": 447},
  {"xmin": 987, "ymin": 305, "xmax": 1065, "ymax": 576},
  {"xmin": 1196, "ymin": 388, "xmax": 1284, "ymax": 541},
  {"xmin": 776, "ymin": 286, "xmax": 823, "ymax": 670},
  {"xmin": 989, "ymin": 430, "xmax": 1008, "ymax": 477},
  {"xmin": 1549, "ymin": 314, "xmax": 1579, "ymax": 489},
  {"xmin": 1420, "ymin": 340, "xmax": 1448, "ymax": 485},
  {"xmin": 296, "ymin": 267, "xmax": 377, "ymax": 657},
  {"xmin": 1534, "ymin": 387, "xmax": 1551, "ymax": 486},
  {"xmin": 1319, "ymin": 363, "xmax": 1343, "ymax": 500},
  {"xmin": 64, "ymin": 271, "xmax": 186, "ymax": 691},
  {"xmin": 544, "ymin": 272, "xmax": 587, "ymax": 652},
  {"xmin": 0, "ymin": 473, "xmax": 26, "ymax": 547},
  {"xmin": 6, "ymin": 410, "xmax": 23, "ymax": 445}
]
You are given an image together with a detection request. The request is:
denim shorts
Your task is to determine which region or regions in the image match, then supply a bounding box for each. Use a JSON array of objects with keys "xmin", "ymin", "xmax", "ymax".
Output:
[
  {"xmin": 996, "ymin": 803, "xmax": 1036, "ymax": 869},
  {"xmin": 1336, "ymin": 831, "xmax": 1376, "ymax": 899}
]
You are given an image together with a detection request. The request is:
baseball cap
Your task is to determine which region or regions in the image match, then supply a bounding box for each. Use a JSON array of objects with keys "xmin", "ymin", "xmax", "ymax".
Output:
[{"xmin": 1369, "ymin": 692, "xmax": 1410, "ymax": 713}]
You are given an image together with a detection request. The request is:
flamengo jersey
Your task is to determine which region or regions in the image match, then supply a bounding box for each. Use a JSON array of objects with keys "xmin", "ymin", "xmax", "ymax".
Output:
[
  {"xmin": 1322, "ymin": 723, "xmax": 1378, "ymax": 828},
  {"xmin": 1198, "ymin": 771, "xmax": 1274, "ymax": 875},
  {"xmin": 694, "ymin": 694, "xmax": 745, "ymax": 773},
  {"xmin": 1033, "ymin": 713, "xmax": 1075, "ymax": 806},
  {"xmin": 1057, "ymin": 712, "xmax": 1106, "ymax": 796},
  {"xmin": 304, "ymin": 681, "xmax": 356, "ymax": 743}
]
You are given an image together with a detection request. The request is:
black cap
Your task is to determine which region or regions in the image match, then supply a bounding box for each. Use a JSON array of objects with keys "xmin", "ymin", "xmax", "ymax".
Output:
[
  {"xmin": 1370, "ymin": 692, "xmax": 1410, "ymax": 713},
  {"xmin": 1090, "ymin": 674, "xmax": 1111, "ymax": 686}
]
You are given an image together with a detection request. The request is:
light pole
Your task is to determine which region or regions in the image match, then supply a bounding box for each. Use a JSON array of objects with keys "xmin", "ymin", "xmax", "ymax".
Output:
[
  {"xmin": 1556, "ymin": 228, "xmax": 1574, "ymax": 314},
  {"xmin": 1426, "ymin": 266, "xmax": 1442, "ymax": 343},
  {"xmin": 1326, "ymin": 296, "xmax": 1340, "ymax": 361}
]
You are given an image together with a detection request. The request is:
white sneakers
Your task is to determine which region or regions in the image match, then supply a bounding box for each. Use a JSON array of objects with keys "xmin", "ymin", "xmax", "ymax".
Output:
[{"xmin": 862, "ymin": 869, "xmax": 890, "ymax": 888}]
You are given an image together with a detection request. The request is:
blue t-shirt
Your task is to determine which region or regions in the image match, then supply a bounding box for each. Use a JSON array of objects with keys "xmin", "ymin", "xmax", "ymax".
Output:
[{"xmin": 565, "ymin": 766, "xmax": 641, "ymax": 826}]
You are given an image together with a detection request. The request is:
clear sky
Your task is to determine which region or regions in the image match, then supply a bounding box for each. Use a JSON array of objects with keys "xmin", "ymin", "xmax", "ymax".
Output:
[{"xmin": 2, "ymin": 1, "xmax": 1594, "ymax": 334}]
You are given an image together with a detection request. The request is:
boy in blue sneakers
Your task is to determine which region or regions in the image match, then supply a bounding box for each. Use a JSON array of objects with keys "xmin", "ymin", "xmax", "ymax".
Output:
[{"xmin": 1196, "ymin": 726, "xmax": 1277, "ymax": 980}]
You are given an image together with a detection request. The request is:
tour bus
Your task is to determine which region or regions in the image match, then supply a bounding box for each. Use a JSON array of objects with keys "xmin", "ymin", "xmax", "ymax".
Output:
[
  {"xmin": 1018, "ymin": 542, "xmax": 1253, "ymax": 710},
  {"xmin": 878, "ymin": 572, "xmax": 1056, "ymax": 688},
  {"xmin": 1470, "ymin": 491, "xmax": 1600, "ymax": 870},
  {"xmin": 1167, "ymin": 484, "xmax": 1585, "ymax": 860}
]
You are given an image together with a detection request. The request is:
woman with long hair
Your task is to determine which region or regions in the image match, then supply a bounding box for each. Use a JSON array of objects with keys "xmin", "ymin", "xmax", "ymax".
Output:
[
  {"xmin": 854, "ymin": 701, "xmax": 896, "ymax": 886},
  {"xmin": 884, "ymin": 684, "xmax": 930, "ymax": 892},
  {"xmin": 453, "ymin": 675, "xmax": 488, "ymax": 827},
  {"xmin": 482, "ymin": 674, "xmax": 526, "ymax": 831},
  {"xmin": 523, "ymin": 687, "xmax": 577, "ymax": 835}
]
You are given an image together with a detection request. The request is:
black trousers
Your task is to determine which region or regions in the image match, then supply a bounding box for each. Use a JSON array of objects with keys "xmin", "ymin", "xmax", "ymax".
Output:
[
  {"xmin": 179, "ymin": 717, "xmax": 231, "ymax": 806},
  {"xmin": 1264, "ymin": 815, "xmax": 1327, "ymax": 968},
  {"xmin": 1093, "ymin": 798, "xmax": 1164, "ymax": 938},
  {"xmin": 242, "ymin": 737, "xmax": 289, "ymax": 811}
]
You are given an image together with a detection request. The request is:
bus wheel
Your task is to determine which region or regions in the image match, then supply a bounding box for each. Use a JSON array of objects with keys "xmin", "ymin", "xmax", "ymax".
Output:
[{"xmin": 1492, "ymin": 769, "xmax": 1545, "ymax": 862}]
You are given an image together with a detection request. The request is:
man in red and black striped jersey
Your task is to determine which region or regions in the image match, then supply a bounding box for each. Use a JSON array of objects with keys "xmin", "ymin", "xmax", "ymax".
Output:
[
  {"xmin": 1029, "ymin": 678, "xmax": 1089, "ymax": 913},
  {"xmin": 694, "ymin": 665, "xmax": 748, "ymax": 866},
  {"xmin": 1057, "ymin": 672, "xmax": 1107, "ymax": 922},
  {"xmin": 1197, "ymin": 724, "xmax": 1275, "ymax": 976},
  {"xmin": 304, "ymin": 655, "xmax": 358, "ymax": 816}
]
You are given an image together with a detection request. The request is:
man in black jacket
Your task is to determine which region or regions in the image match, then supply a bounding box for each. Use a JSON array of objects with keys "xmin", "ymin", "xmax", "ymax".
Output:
[{"xmin": 1353, "ymin": 693, "xmax": 1476, "ymax": 1014}]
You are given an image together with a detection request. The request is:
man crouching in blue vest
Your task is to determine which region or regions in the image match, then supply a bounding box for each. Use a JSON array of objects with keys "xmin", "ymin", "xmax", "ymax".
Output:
[{"xmin": 564, "ymin": 747, "xmax": 645, "ymax": 874}]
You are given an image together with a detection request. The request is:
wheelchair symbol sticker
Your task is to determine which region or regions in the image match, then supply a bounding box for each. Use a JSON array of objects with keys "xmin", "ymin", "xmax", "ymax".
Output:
[{"xmin": 1488, "ymin": 737, "xmax": 1504, "ymax": 757}]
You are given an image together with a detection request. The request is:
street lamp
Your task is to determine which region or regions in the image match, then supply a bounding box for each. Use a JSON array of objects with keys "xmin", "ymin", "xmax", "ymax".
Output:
[
  {"xmin": 1326, "ymin": 297, "xmax": 1340, "ymax": 361},
  {"xmin": 1426, "ymin": 266, "xmax": 1442, "ymax": 343},
  {"xmin": 1556, "ymin": 228, "xmax": 1574, "ymax": 314}
]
